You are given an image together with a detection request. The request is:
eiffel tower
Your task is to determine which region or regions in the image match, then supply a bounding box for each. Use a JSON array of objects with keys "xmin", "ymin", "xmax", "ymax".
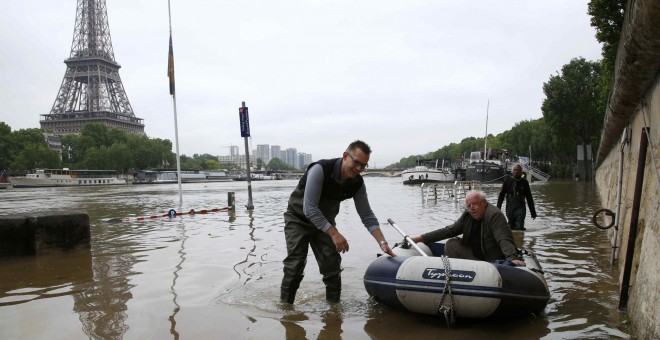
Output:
[{"xmin": 40, "ymin": 0, "xmax": 145, "ymax": 136}]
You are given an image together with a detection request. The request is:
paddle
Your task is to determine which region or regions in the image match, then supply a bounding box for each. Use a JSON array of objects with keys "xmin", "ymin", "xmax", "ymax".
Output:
[{"xmin": 387, "ymin": 218, "xmax": 429, "ymax": 257}]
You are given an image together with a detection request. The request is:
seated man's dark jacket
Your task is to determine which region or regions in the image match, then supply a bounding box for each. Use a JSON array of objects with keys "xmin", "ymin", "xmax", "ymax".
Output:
[{"xmin": 421, "ymin": 203, "xmax": 519, "ymax": 261}]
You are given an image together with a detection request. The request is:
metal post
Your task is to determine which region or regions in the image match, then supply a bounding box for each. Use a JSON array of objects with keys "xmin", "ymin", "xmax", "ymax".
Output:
[
  {"xmin": 228, "ymin": 192, "xmax": 235, "ymax": 211},
  {"xmin": 420, "ymin": 183, "xmax": 425, "ymax": 202},
  {"xmin": 611, "ymin": 129, "xmax": 627, "ymax": 268},
  {"xmin": 619, "ymin": 127, "xmax": 649, "ymax": 310},
  {"xmin": 241, "ymin": 102, "xmax": 254, "ymax": 210}
]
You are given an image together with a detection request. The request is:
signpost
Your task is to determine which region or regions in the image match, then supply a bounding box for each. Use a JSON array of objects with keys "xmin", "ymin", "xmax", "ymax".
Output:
[{"xmin": 239, "ymin": 102, "xmax": 254, "ymax": 210}]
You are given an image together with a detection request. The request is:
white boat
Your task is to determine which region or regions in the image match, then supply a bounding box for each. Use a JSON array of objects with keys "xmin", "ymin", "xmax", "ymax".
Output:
[
  {"xmin": 232, "ymin": 173, "xmax": 275, "ymax": 181},
  {"xmin": 132, "ymin": 170, "xmax": 232, "ymax": 184},
  {"xmin": 180, "ymin": 171, "xmax": 232, "ymax": 183},
  {"xmin": 364, "ymin": 242, "xmax": 550, "ymax": 319},
  {"xmin": 464, "ymin": 102, "xmax": 509, "ymax": 183},
  {"xmin": 10, "ymin": 169, "xmax": 127, "ymax": 188},
  {"xmin": 401, "ymin": 159, "xmax": 462, "ymax": 184},
  {"xmin": 465, "ymin": 149, "xmax": 508, "ymax": 182}
]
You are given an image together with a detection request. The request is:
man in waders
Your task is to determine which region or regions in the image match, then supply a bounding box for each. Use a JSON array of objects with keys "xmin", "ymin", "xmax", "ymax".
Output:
[
  {"xmin": 280, "ymin": 140, "xmax": 395, "ymax": 304},
  {"xmin": 497, "ymin": 164, "xmax": 537, "ymax": 231}
]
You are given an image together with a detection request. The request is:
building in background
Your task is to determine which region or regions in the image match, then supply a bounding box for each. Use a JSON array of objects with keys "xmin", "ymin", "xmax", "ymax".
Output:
[
  {"xmin": 218, "ymin": 143, "xmax": 311, "ymax": 170},
  {"xmin": 298, "ymin": 153, "xmax": 312, "ymax": 169},
  {"xmin": 256, "ymin": 144, "xmax": 270, "ymax": 164},
  {"xmin": 217, "ymin": 154, "xmax": 256, "ymax": 170},
  {"xmin": 285, "ymin": 148, "xmax": 298, "ymax": 169},
  {"xmin": 229, "ymin": 145, "xmax": 239, "ymax": 156},
  {"xmin": 44, "ymin": 133, "xmax": 62, "ymax": 160},
  {"xmin": 270, "ymin": 145, "xmax": 281, "ymax": 161},
  {"xmin": 41, "ymin": 0, "xmax": 144, "ymax": 136}
]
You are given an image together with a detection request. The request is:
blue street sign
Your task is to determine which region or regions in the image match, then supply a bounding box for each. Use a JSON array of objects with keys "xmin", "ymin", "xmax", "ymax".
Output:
[{"xmin": 239, "ymin": 107, "xmax": 250, "ymax": 137}]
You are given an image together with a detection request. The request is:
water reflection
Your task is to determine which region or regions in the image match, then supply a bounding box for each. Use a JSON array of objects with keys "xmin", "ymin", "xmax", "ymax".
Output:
[
  {"xmin": 0, "ymin": 248, "xmax": 92, "ymax": 306},
  {"xmin": 168, "ymin": 220, "xmax": 187, "ymax": 340},
  {"xmin": 74, "ymin": 222, "xmax": 141, "ymax": 339},
  {"xmin": 281, "ymin": 311, "xmax": 309, "ymax": 339}
]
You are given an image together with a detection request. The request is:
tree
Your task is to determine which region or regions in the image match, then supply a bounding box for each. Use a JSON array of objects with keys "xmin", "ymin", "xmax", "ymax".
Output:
[
  {"xmin": 588, "ymin": 0, "xmax": 626, "ymax": 71},
  {"xmin": 588, "ymin": 0, "xmax": 626, "ymax": 116},
  {"xmin": 0, "ymin": 122, "xmax": 12, "ymax": 170},
  {"xmin": 499, "ymin": 118, "xmax": 553, "ymax": 161},
  {"xmin": 80, "ymin": 123, "xmax": 111, "ymax": 148},
  {"xmin": 542, "ymin": 58, "xmax": 602, "ymax": 179},
  {"xmin": 81, "ymin": 146, "xmax": 112, "ymax": 169},
  {"xmin": 11, "ymin": 144, "xmax": 60, "ymax": 170},
  {"xmin": 108, "ymin": 143, "xmax": 133, "ymax": 172},
  {"xmin": 205, "ymin": 159, "xmax": 220, "ymax": 170},
  {"xmin": 10, "ymin": 128, "xmax": 47, "ymax": 152},
  {"xmin": 267, "ymin": 157, "xmax": 296, "ymax": 170}
]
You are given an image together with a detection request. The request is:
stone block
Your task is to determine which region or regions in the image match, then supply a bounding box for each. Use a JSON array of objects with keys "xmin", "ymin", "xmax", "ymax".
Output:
[
  {"xmin": 0, "ymin": 215, "xmax": 34, "ymax": 257},
  {"xmin": 0, "ymin": 212, "xmax": 90, "ymax": 257}
]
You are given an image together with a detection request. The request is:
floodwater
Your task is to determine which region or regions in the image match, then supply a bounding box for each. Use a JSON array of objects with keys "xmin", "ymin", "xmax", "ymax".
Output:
[{"xmin": 0, "ymin": 178, "xmax": 630, "ymax": 339}]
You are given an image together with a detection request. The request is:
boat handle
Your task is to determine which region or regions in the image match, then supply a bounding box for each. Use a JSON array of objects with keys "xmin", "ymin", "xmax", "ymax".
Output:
[{"xmin": 387, "ymin": 218, "xmax": 429, "ymax": 257}]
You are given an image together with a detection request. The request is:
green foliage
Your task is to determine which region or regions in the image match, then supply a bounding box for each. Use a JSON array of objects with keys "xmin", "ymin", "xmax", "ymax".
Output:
[
  {"xmin": 2, "ymin": 127, "xmax": 57, "ymax": 170},
  {"xmin": 388, "ymin": 57, "xmax": 604, "ymax": 179},
  {"xmin": 542, "ymin": 58, "xmax": 603, "ymax": 165},
  {"xmin": 0, "ymin": 122, "xmax": 12, "ymax": 170},
  {"xmin": 588, "ymin": 0, "xmax": 626, "ymax": 73},
  {"xmin": 205, "ymin": 159, "xmax": 220, "ymax": 170},
  {"xmin": 81, "ymin": 124, "xmax": 111, "ymax": 148},
  {"xmin": 267, "ymin": 157, "xmax": 296, "ymax": 171},
  {"xmin": 11, "ymin": 144, "xmax": 60, "ymax": 170},
  {"xmin": 549, "ymin": 164, "xmax": 575, "ymax": 179},
  {"xmin": 178, "ymin": 153, "xmax": 221, "ymax": 170},
  {"xmin": 10, "ymin": 128, "xmax": 47, "ymax": 150},
  {"xmin": 0, "ymin": 122, "xmax": 178, "ymax": 172},
  {"xmin": 588, "ymin": 0, "xmax": 626, "ymax": 145}
]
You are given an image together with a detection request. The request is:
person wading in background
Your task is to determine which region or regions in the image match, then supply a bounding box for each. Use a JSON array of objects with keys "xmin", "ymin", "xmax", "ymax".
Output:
[
  {"xmin": 497, "ymin": 164, "xmax": 537, "ymax": 231},
  {"xmin": 280, "ymin": 140, "xmax": 395, "ymax": 304}
]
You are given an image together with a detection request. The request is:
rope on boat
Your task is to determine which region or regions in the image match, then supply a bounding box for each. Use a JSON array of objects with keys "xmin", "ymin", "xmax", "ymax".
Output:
[
  {"xmin": 436, "ymin": 255, "xmax": 455, "ymax": 326},
  {"xmin": 121, "ymin": 206, "xmax": 231, "ymax": 222}
]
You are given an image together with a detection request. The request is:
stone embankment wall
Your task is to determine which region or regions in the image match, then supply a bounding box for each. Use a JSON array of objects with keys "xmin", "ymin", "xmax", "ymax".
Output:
[
  {"xmin": 594, "ymin": 2, "xmax": 660, "ymax": 338},
  {"xmin": 0, "ymin": 212, "xmax": 90, "ymax": 257}
]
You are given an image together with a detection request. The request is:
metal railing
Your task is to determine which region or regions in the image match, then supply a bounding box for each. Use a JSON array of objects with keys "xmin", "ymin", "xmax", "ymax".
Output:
[
  {"xmin": 422, "ymin": 181, "xmax": 482, "ymax": 202},
  {"xmin": 524, "ymin": 164, "xmax": 550, "ymax": 182}
]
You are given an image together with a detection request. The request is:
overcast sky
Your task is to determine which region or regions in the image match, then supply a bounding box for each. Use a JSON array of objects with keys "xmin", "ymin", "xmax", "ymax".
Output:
[{"xmin": 0, "ymin": 0, "xmax": 602, "ymax": 168}]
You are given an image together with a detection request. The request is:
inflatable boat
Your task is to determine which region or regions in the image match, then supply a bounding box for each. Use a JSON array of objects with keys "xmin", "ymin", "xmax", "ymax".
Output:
[{"xmin": 364, "ymin": 242, "xmax": 550, "ymax": 319}]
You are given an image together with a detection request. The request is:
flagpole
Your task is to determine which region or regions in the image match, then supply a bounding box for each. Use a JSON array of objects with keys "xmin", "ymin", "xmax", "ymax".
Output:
[
  {"xmin": 484, "ymin": 99, "xmax": 489, "ymax": 160},
  {"xmin": 168, "ymin": 0, "xmax": 183, "ymax": 207}
]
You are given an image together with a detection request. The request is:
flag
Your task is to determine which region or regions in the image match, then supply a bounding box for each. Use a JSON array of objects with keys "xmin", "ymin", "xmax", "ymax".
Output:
[{"xmin": 168, "ymin": 33, "xmax": 175, "ymax": 95}]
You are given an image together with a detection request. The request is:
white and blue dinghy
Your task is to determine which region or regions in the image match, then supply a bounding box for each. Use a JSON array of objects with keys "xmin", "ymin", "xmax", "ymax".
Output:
[{"xmin": 364, "ymin": 220, "xmax": 550, "ymax": 320}]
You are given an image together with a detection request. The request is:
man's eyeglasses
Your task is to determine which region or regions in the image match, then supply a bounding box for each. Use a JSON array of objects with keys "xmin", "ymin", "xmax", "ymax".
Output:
[
  {"xmin": 466, "ymin": 200, "xmax": 483, "ymax": 209},
  {"xmin": 347, "ymin": 153, "xmax": 369, "ymax": 169}
]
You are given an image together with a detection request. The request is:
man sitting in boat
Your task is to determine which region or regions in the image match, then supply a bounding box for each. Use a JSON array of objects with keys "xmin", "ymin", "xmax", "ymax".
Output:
[{"xmin": 409, "ymin": 190, "xmax": 524, "ymax": 266}]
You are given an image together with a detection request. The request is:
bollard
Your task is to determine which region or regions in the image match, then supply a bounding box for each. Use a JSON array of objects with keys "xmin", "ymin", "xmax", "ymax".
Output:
[{"xmin": 228, "ymin": 192, "xmax": 235, "ymax": 211}]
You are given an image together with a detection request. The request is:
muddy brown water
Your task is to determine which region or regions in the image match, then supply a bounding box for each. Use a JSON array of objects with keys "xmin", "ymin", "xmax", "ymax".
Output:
[{"xmin": 0, "ymin": 178, "xmax": 629, "ymax": 339}]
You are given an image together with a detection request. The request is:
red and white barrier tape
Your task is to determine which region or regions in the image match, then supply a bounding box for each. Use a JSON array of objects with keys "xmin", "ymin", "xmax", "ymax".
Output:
[{"xmin": 122, "ymin": 206, "xmax": 231, "ymax": 222}]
